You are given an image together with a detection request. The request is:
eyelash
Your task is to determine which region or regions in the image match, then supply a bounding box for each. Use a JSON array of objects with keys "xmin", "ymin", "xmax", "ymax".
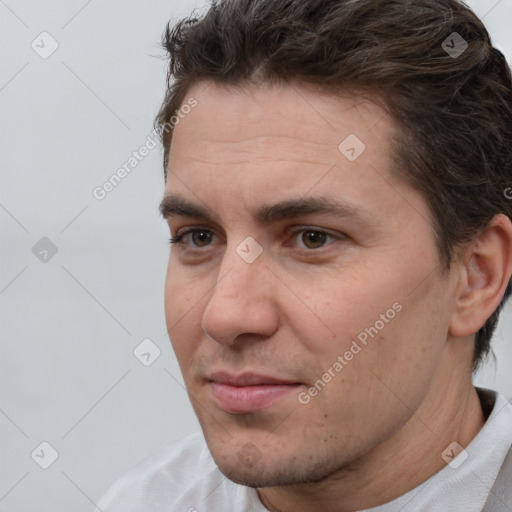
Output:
[{"xmin": 168, "ymin": 227, "xmax": 343, "ymax": 252}]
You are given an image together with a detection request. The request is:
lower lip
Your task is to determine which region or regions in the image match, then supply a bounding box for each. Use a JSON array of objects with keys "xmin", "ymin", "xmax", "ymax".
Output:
[{"xmin": 209, "ymin": 382, "xmax": 300, "ymax": 414}]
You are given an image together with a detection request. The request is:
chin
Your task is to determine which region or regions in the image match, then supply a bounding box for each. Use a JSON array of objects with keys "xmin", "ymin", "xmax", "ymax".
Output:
[
  {"xmin": 218, "ymin": 464, "xmax": 278, "ymax": 488},
  {"xmin": 213, "ymin": 450, "xmax": 344, "ymax": 489}
]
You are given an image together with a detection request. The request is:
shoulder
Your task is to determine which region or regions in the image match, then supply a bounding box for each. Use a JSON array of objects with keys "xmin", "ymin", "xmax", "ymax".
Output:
[{"xmin": 95, "ymin": 431, "xmax": 220, "ymax": 512}]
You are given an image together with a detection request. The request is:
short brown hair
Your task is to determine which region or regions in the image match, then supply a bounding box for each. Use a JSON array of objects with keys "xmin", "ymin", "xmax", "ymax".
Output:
[{"xmin": 155, "ymin": 0, "xmax": 512, "ymax": 371}]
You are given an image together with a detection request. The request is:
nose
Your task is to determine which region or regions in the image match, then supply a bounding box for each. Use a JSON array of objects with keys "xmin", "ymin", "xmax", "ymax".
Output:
[{"xmin": 200, "ymin": 244, "xmax": 280, "ymax": 346}]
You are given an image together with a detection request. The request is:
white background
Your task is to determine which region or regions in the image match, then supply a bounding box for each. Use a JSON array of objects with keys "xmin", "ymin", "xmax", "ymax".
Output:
[{"xmin": 1, "ymin": 1, "xmax": 511, "ymax": 510}]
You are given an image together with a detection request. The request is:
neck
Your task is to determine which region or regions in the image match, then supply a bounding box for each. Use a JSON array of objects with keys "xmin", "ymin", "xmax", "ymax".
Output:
[{"xmin": 257, "ymin": 341, "xmax": 485, "ymax": 512}]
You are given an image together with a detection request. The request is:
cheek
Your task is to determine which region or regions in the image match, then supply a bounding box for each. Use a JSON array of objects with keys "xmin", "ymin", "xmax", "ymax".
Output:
[
  {"xmin": 295, "ymin": 300, "xmax": 445, "ymax": 445},
  {"xmin": 374, "ymin": 284, "xmax": 449, "ymax": 383},
  {"xmin": 290, "ymin": 261, "xmax": 448, "ymax": 402},
  {"xmin": 331, "ymin": 279, "xmax": 450, "ymax": 416},
  {"xmin": 164, "ymin": 257, "xmax": 203, "ymax": 322},
  {"xmin": 287, "ymin": 272, "xmax": 395, "ymax": 362},
  {"xmin": 164, "ymin": 269, "xmax": 204, "ymax": 359}
]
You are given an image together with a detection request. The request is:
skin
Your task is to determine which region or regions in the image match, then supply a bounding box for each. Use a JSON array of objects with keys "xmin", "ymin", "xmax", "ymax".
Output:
[{"xmin": 161, "ymin": 81, "xmax": 512, "ymax": 512}]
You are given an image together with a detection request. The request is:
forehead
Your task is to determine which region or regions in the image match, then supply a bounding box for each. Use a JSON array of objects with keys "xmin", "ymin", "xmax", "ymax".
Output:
[
  {"xmin": 169, "ymin": 81, "xmax": 393, "ymax": 164},
  {"xmin": 163, "ymin": 81, "xmax": 429, "ymax": 231}
]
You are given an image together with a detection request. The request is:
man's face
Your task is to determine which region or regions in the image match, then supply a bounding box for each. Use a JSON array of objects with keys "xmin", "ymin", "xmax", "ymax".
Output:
[{"xmin": 162, "ymin": 82, "xmax": 457, "ymax": 486}]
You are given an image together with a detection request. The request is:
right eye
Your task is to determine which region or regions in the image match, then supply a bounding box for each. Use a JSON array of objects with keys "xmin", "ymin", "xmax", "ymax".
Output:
[{"xmin": 169, "ymin": 228, "xmax": 218, "ymax": 249}]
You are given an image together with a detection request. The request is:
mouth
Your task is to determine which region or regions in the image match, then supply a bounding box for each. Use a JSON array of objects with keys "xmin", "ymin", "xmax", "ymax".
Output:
[{"xmin": 206, "ymin": 371, "xmax": 303, "ymax": 414}]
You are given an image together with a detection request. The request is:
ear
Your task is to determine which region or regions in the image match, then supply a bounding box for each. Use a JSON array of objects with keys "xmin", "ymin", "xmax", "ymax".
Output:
[{"xmin": 449, "ymin": 214, "xmax": 512, "ymax": 338}]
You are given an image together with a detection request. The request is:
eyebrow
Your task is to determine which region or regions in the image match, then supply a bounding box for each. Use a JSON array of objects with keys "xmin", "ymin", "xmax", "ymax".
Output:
[{"xmin": 159, "ymin": 194, "xmax": 365, "ymax": 225}]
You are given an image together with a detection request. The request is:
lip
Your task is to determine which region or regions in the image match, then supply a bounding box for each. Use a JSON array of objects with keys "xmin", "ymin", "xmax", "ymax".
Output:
[{"xmin": 206, "ymin": 371, "xmax": 302, "ymax": 414}]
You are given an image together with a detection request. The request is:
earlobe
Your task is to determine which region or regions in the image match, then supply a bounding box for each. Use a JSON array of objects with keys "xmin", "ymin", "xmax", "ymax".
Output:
[{"xmin": 449, "ymin": 214, "xmax": 512, "ymax": 339}]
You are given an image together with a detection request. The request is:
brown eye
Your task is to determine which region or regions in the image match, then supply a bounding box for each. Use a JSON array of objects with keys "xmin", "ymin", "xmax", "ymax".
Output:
[
  {"xmin": 190, "ymin": 230, "xmax": 214, "ymax": 247},
  {"xmin": 301, "ymin": 230, "xmax": 329, "ymax": 249},
  {"xmin": 290, "ymin": 227, "xmax": 341, "ymax": 251},
  {"xmin": 169, "ymin": 228, "xmax": 216, "ymax": 248}
]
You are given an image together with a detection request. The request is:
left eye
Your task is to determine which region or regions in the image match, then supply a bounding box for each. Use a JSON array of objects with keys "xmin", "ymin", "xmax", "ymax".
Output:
[
  {"xmin": 292, "ymin": 229, "xmax": 339, "ymax": 250},
  {"xmin": 293, "ymin": 228, "xmax": 341, "ymax": 250}
]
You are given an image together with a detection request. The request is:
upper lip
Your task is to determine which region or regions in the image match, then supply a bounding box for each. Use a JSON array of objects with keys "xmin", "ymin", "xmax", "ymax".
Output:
[{"xmin": 207, "ymin": 371, "xmax": 300, "ymax": 387}]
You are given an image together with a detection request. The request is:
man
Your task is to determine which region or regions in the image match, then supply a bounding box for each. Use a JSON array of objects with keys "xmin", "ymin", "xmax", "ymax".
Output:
[{"xmin": 96, "ymin": 0, "xmax": 512, "ymax": 510}]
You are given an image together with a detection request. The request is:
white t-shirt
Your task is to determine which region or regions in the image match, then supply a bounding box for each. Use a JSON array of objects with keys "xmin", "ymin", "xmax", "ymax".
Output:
[{"xmin": 96, "ymin": 388, "xmax": 512, "ymax": 512}]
